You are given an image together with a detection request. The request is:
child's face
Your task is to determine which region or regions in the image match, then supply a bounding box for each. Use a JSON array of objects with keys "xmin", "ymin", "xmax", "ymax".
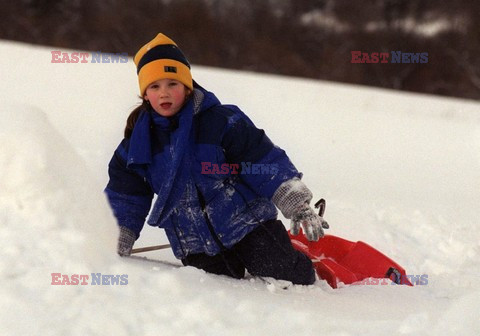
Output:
[{"xmin": 144, "ymin": 79, "xmax": 188, "ymax": 117}]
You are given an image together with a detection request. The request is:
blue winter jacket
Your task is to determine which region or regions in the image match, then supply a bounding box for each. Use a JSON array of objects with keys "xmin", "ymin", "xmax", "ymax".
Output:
[{"xmin": 105, "ymin": 85, "xmax": 300, "ymax": 259}]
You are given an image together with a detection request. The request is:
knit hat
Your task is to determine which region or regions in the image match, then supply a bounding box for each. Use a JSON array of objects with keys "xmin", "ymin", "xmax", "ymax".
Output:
[{"xmin": 134, "ymin": 33, "xmax": 193, "ymax": 96}]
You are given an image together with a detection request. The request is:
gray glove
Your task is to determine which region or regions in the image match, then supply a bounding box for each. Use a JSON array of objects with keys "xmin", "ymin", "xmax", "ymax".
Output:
[
  {"xmin": 272, "ymin": 178, "xmax": 329, "ymax": 241},
  {"xmin": 290, "ymin": 202, "xmax": 329, "ymax": 241},
  {"xmin": 117, "ymin": 226, "xmax": 136, "ymax": 256}
]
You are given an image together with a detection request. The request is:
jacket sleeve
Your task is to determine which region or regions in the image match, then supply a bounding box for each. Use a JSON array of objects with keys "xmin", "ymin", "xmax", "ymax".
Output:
[
  {"xmin": 221, "ymin": 108, "xmax": 301, "ymax": 199},
  {"xmin": 104, "ymin": 140, "xmax": 154, "ymax": 238}
]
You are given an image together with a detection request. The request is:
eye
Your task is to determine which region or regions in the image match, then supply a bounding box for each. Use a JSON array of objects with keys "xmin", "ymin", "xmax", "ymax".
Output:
[
  {"xmin": 168, "ymin": 81, "xmax": 178, "ymax": 87},
  {"xmin": 149, "ymin": 84, "xmax": 159, "ymax": 89}
]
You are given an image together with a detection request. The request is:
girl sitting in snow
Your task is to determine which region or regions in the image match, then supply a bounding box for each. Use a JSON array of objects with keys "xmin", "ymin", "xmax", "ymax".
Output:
[{"xmin": 105, "ymin": 33, "xmax": 329, "ymax": 285}]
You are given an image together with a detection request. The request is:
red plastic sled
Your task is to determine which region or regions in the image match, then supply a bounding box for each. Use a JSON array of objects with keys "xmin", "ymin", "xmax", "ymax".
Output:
[{"xmin": 289, "ymin": 231, "xmax": 413, "ymax": 288}]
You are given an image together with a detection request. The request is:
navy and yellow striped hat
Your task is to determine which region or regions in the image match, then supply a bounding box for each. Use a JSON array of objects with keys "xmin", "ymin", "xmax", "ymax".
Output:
[{"xmin": 134, "ymin": 33, "xmax": 193, "ymax": 96}]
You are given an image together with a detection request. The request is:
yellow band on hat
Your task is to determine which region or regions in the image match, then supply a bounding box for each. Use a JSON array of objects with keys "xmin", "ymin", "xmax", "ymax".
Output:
[{"xmin": 138, "ymin": 59, "xmax": 193, "ymax": 96}]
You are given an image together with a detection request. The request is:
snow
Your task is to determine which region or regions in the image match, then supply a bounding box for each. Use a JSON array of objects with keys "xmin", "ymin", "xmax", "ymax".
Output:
[
  {"xmin": 1, "ymin": 40, "xmax": 479, "ymax": 335},
  {"xmin": 364, "ymin": 17, "xmax": 464, "ymax": 37},
  {"xmin": 300, "ymin": 10, "xmax": 350, "ymax": 33},
  {"xmin": 301, "ymin": 10, "xmax": 467, "ymax": 37}
]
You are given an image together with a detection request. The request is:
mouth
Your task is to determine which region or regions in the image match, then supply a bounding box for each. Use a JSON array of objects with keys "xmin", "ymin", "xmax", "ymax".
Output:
[{"xmin": 160, "ymin": 102, "xmax": 172, "ymax": 109}]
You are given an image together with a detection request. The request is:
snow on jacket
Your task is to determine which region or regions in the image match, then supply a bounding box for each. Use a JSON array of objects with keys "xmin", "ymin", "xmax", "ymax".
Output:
[{"xmin": 105, "ymin": 85, "xmax": 301, "ymax": 258}]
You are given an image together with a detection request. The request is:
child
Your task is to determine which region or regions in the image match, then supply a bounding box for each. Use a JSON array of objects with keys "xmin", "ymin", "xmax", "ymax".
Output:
[{"xmin": 105, "ymin": 33, "xmax": 329, "ymax": 285}]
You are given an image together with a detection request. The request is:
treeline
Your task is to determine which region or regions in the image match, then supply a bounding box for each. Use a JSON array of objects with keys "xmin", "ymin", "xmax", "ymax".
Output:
[{"xmin": 1, "ymin": 0, "xmax": 479, "ymax": 100}]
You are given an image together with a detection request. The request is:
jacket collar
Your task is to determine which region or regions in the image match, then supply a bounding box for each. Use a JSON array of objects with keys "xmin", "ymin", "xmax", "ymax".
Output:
[{"xmin": 126, "ymin": 87, "xmax": 219, "ymax": 168}]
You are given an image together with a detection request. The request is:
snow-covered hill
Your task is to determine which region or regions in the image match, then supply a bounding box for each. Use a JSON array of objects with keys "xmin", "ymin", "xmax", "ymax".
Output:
[{"xmin": 1, "ymin": 40, "xmax": 479, "ymax": 335}]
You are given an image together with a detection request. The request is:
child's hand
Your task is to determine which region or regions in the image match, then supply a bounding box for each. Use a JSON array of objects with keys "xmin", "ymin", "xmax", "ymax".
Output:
[
  {"xmin": 290, "ymin": 203, "xmax": 329, "ymax": 241},
  {"xmin": 272, "ymin": 177, "xmax": 329, "ymax": 241},
  {"xmin": 117, "ymin": 226, "xmax": 136, "ymax": 256}
]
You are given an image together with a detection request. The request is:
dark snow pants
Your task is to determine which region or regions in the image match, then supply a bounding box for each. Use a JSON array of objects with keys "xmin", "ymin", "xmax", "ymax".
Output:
[{"xmin": 181, "ymin": 219, "xmax": 316, "ymax": 285}]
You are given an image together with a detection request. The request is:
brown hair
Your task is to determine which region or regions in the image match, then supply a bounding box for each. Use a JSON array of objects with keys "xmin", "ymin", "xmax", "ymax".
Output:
[{"xmin": 124, "ymin": 99, "xmax": 149, "ymax": 139}]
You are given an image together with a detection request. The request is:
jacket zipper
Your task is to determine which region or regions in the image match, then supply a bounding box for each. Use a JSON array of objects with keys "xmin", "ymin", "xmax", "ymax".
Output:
[
  {"xmin": 195, "ymin": 185, "xmax": 243, "ymax": 278},
  {"xmin": 195, "ymin": 186, "xmax": 226, "ymax": 251}
]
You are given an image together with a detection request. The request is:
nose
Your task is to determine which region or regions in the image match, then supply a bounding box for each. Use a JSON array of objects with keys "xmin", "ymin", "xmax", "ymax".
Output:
[{"xmin": 159, "ymin": 86, "xmax": 170, "ymax": 98}]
